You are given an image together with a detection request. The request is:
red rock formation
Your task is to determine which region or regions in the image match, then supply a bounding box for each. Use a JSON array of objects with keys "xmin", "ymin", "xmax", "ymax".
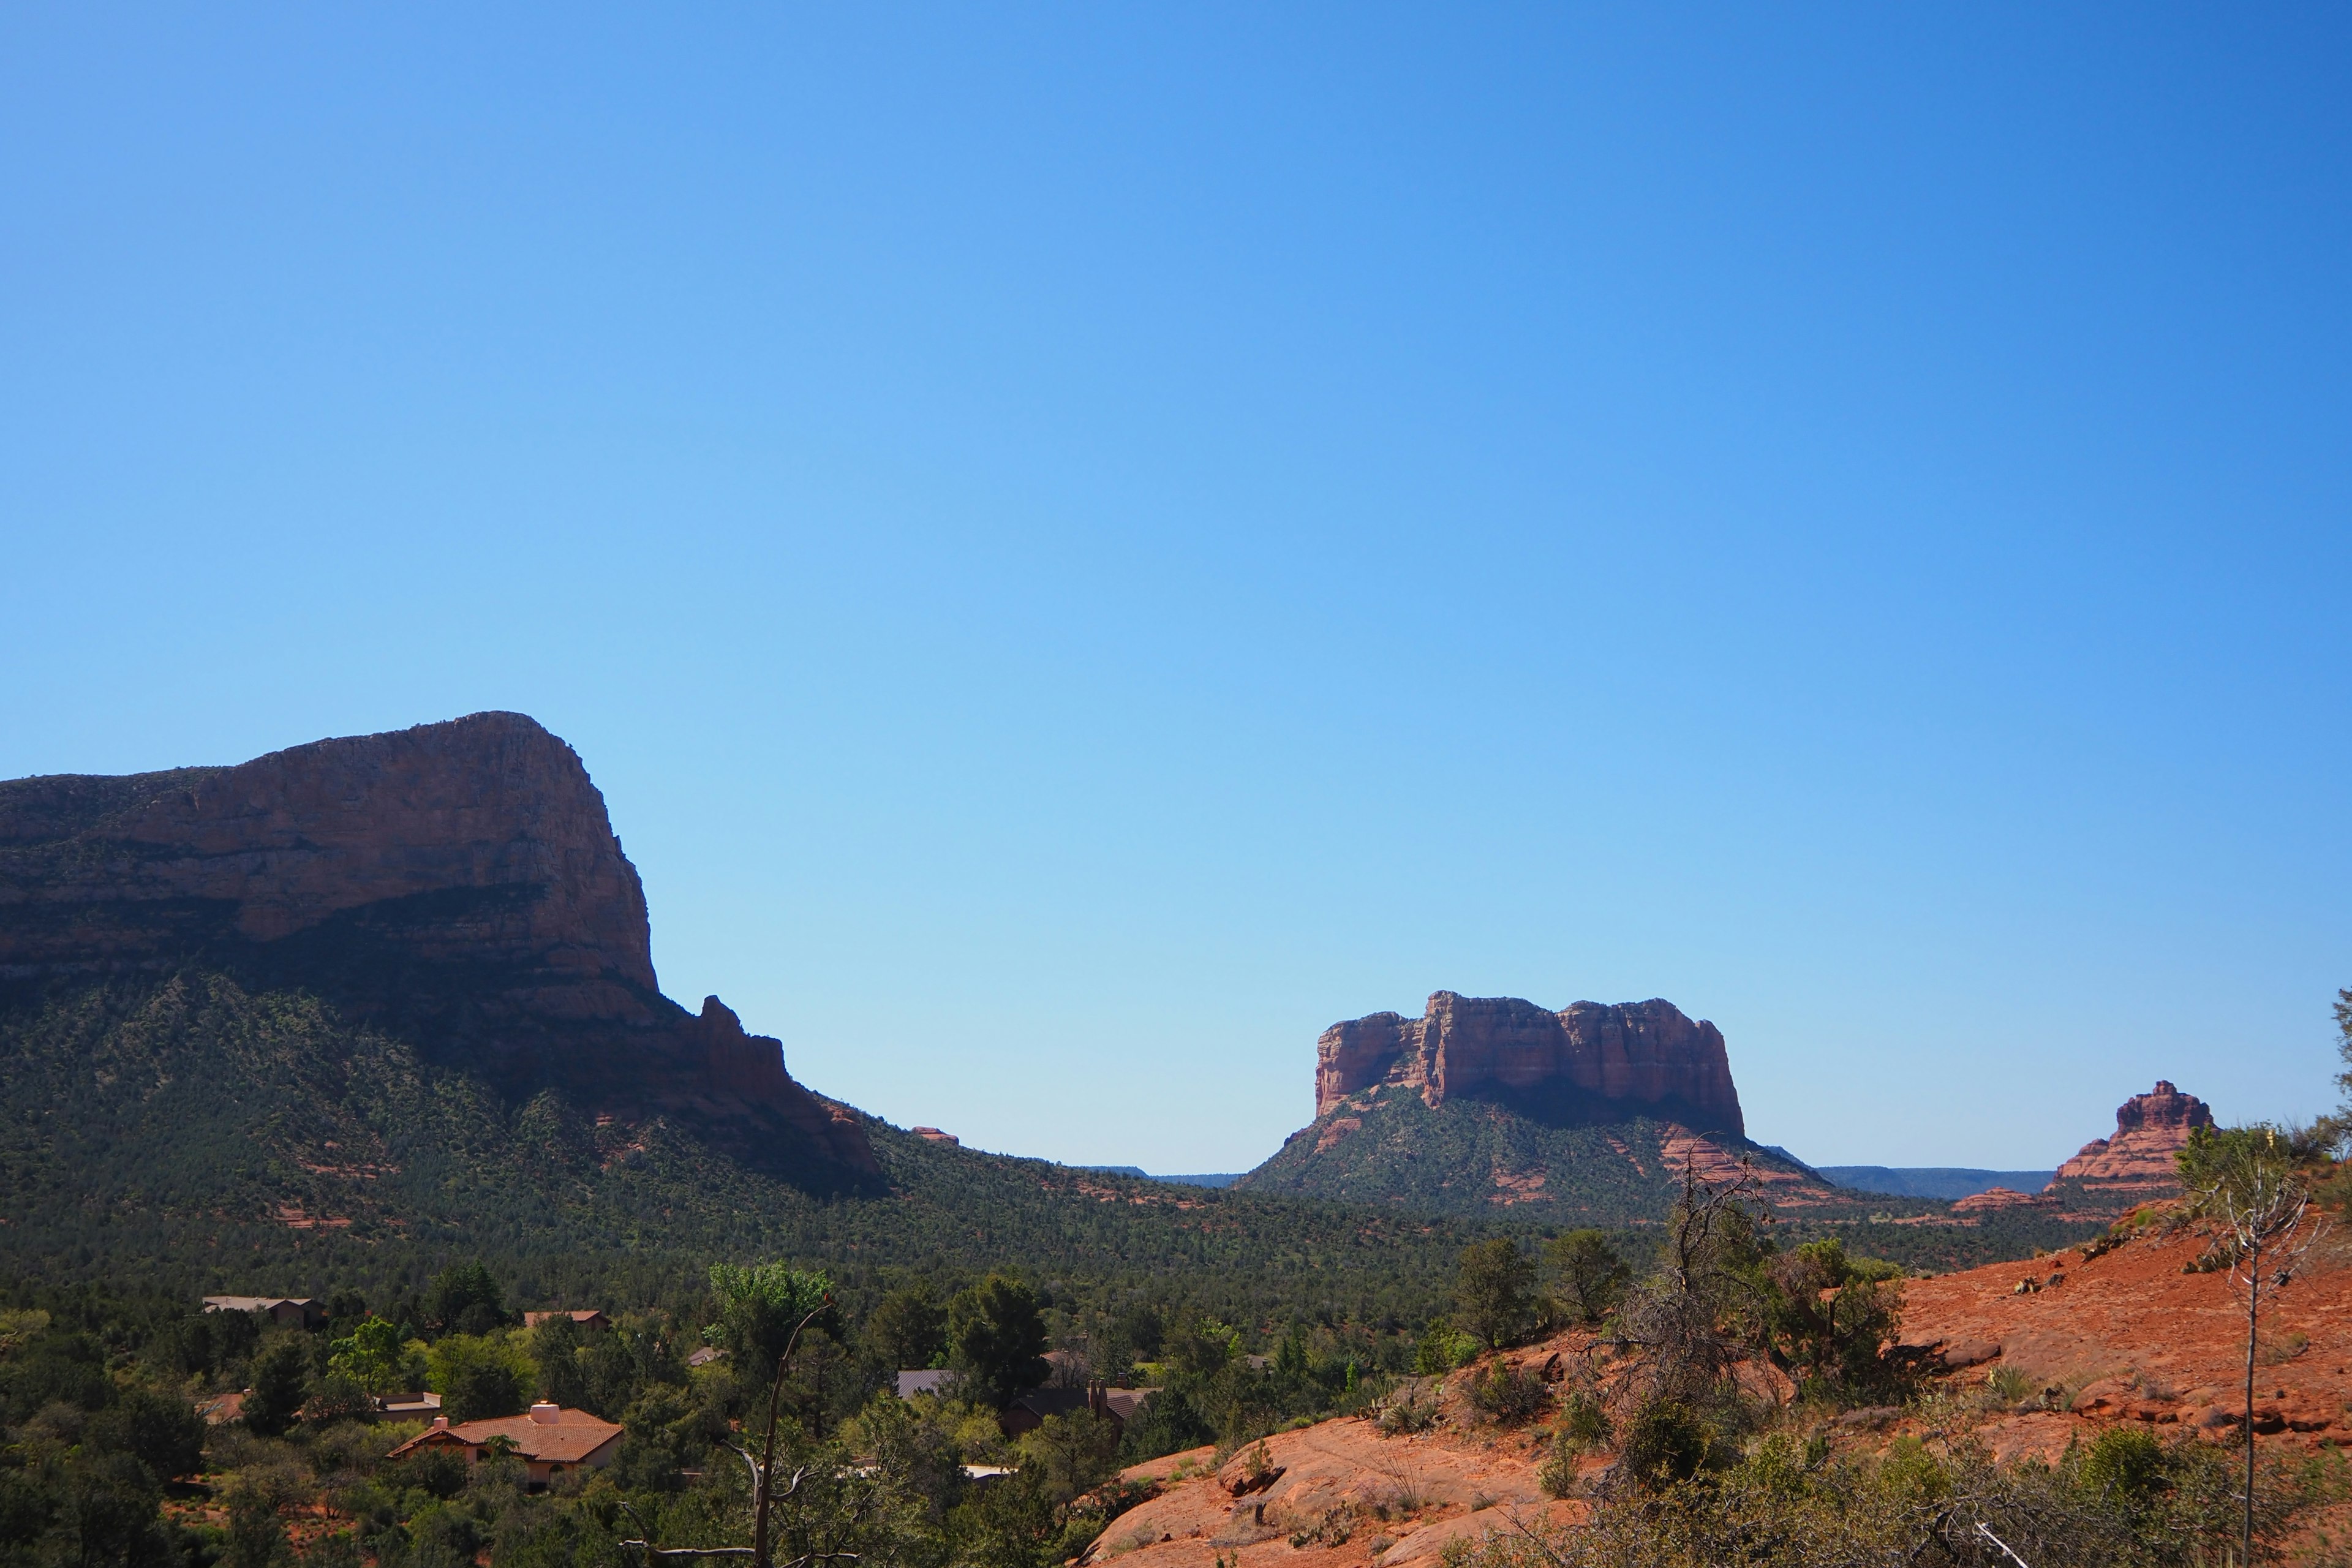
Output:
[
  {"xmin": 1951, "ymin": 1186, "xmax": 2056, "ymax": 1215},
  {"xmin": 0, "ymin": 712, "xmax": 652, "ymax": 1002},
  {"xmin": 1316, "ymin": 992, "xmax": 1744, "ymax": 1136},
  {"xmin": 0, "ymin": 713, "xmax": 876, "ymax": 1178},
  {"xmin": 2045, "ymin": 1081, "xmax": 2212, "ymax": 1197}
]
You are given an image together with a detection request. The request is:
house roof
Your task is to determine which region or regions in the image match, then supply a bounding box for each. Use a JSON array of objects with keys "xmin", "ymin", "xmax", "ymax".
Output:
[
  {"xmin": 897, "ymin": 1370, "xmax": 957, "ymax": 1398},
  {"xmin": 522, "ymin": 1310, "xmax": 609, "ymax": 1327},
  {"xmin": 388, "ymin": 1407, "xmax": 624, "ymax": 1465},
  {"xmin": 1101, "ymin": 1389, "xmax": 1155, "ymax": 1422},
  {"xmin": 203, "ymin": 1296, "xmax": 317, "ymax": 1313}
]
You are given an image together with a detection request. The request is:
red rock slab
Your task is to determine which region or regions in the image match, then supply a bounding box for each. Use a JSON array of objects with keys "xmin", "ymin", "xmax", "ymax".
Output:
[
  {"xmin": 1090, "ymin": 1415, "xmax": 1551, "ymax": 1568},
  {"xmin": 1900, "ymin": 1214, "xmax": 2352, "ymax": 1445}
]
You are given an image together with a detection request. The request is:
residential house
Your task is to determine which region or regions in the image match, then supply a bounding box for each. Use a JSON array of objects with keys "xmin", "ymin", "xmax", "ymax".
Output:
[
  {"xmin": 387, "ymin": 1403, "xmax": 624, "ymax": 1489},
  {"xmin": 203, "ymin": 1296, "xmax": 325, "ymax": 1329},
  {"xmin": 522, "ymin": 1310, "xmax": 610, "ymax": 1330},
  {"xmin": 1000, "ymin": 1385, "xmax": 1154, "ymax": 1439},
  {"xmin": 895, "ymin": 1370, "xmax": 956, "ymax": 1399}
]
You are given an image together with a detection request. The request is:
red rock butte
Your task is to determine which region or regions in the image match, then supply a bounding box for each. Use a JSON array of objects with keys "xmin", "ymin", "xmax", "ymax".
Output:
[
  {"xmin": 2045, "ymin": 1080, "xmax": 2212, "ymax": 1196},
  {"xmin": 1316, "ymin": 991, "xmax": 1744, "ymax": 1136},
  {"xmin": 0, "ymin": 712, "xmax": 875, "ymax": 1178}
]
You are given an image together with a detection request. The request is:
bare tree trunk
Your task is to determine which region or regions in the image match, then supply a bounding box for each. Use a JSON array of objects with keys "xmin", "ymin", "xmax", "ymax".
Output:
[{"xmin": 2244, "ymin": 1242, "xmax": 2259, "ymax": 1568}]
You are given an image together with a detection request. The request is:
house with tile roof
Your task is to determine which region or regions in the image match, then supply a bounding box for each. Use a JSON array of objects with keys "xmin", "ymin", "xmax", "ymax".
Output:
[
  {"xmin": 387, "ymin": 1403, "xmax": 624, "ymax": 1488},
  {"xmin": 522, "ymin": 1310, "xmax": 610, "ymax": 1330},
  {"xmin": 203, "ymin": 1295, "xmax": 325, "ymax": 1328}
]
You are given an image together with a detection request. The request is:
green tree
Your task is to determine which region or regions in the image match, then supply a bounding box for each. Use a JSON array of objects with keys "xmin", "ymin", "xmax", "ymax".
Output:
[
  {"xmin": 948, "ymin": 1275, "xmax": 1050, "ymax": 1408},
  {"xmin": 1017, "ymin": 1410, "xmax": 1121, "ymax": 1507},
  {"xmin": 1452, "ymin": 1238, "xmax": 1537, "ymax": 1349},
  {"xmin": 427, "ymin": 1333, "xmax": 532, "ymax": 1422},
  {"xmin": 2336, "ymin": 987, "xmax": 2352, "ymax": 1107},
  {"xmin": 424, "ymin": 1260, "xmax": 508, "ymax": 1335},
  {"xmin": 864, "ymin": 1281, "xmax": 949, "ymax": 1371},
  {"xmin": 244, "ymin": 1338, "xmax": 309, "ymax": 1438},
  {"xmin": 326, "ymin": 1316, "xmax": 405, "ymax": 1394},
  {"xmin": 709, "ymin": 1262, "xmax": 837, "ymax": 1384},
  {"xmin": 1545, "ymin": 1230, "xmax": 1632, "ymax": 1325},
  {"xmin": 85, "ymin": 1387, "xmax": 206, "ymax": 1481},
  {"xmin": 1760, "ymin": 1238, "xmax": 1907, "ymax": 1403},
  {"xmin": 2180, "ymin": 1122, "xmax": 2321, "ymax": 1566}
]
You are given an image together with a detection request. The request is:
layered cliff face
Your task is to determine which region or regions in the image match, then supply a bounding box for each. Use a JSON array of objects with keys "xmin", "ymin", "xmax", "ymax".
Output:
[
  {"xmin": 2046, "ymin": 1081, "xmax": 2212, "ymax": 1198},
  {"xmin": 1237, "ymin": 990, "xmax": 1824, "ymax": 1223},
  {"xmin": 1316, "ymin": 991, "xmax": 1745, "ymax": 1136},
  {"xmin": 0, "ymin": 713, "xmax": 875, "ymax": 1179}
]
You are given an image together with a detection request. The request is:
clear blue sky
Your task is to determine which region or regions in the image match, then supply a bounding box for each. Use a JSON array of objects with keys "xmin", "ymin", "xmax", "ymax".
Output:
[{"xmin": 4, "ymin": 7, "xmax": 2346, "ymax": 1174}]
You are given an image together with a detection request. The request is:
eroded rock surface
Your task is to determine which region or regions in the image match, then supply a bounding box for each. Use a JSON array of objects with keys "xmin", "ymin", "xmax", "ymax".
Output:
[
  {"xmin": 1316, "ymin": 992, "xmax": 1743, "ymax": 1134},
  {"xmin": 2046, "ymin": 1081, "xmax": 2213, "ymax": 1199},
  {"xmin": 0, "ymin": 712, "xmax": 875, "ymax": 1178}
]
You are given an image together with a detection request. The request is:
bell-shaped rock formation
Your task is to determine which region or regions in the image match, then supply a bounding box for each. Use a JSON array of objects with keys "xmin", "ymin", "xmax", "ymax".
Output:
[
  {"xmin": 1316, "ymin": 991, "xmax": 1744, "ymax": 1136},
  {"xmin": 2045, "ymin": 1081, "xmax": 2212, "ymax": 1200},
  {"xmin": 0, "ymin": 712, "xmax": 876, "ymax": 1180}
]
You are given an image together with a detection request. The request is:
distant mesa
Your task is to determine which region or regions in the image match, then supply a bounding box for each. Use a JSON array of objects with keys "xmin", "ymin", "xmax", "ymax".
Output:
[
  {"xmin": 2045, "ymin": 1080, "xmax": 2213, "ymax": 1200},
  {"xmin": 0, "ymin": 712, "xmax": 876, "ymax": 1180},
  {"xmin": 1819, "ymin": 1167, "xmax": 2059, "ymax": 1202},
  {"xmin": 913, "ymin": 1127, "xmax": 961, "ymax": 1147},
  {"xmin": 1951, "ymin": 1185, "xmax": 2056, "ymax": 1216},
  {"xmin": 1316, "ymin": 990, "xmax": 1744, "ymax": 1134},
  {"xmin": 1239, "ymin": 990, "xmax": 1839, "ymax": 1222}
]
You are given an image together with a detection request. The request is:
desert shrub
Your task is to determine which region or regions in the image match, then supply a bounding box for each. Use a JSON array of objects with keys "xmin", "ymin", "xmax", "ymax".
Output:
[
  {"xmin": 1375, "ymin": 1383, "xmax": 1439, "ymax": 1436},
  {"xmin": 2078, "ymin": 1425, "xmax": 2164, "ymax": 1506},
  {"xmin": 1618, "ymin": 1399, "xmax": 1719, "ymax": 1489},
  {"xmin": 1411, "ymin": 1326, "xmax": 1480, "ymax": 1374},
  {"xmin": 390, "ymin": 1446, "xmax": 470, "ymax": 1501},
  {"xmin": 1539, "ymin": 1401, "xmax": 1611, "ymax": 1502},
  {"xmin": 1545, "ymin": 1231, "xmax": 1631, "ymax": 1325},
  {"xmin": 1983, "ymin": 1365, "xmax": 2032, "ymax": 1407},
  {"xmin": 1452, "ymin": 1240, "xmax": 1539, "ymax": 1350},
  {"xmin": 1464, "ymin": 1360, "xmax": 1550, "ymax": 1425},
  {"xmin": 1761, "ymin": 1238, "xmax": 1911, "ymax": 1406},
  {"xmin": 1458, "ymin": 1425, "xmax": 2327, "ymax": 1568}
]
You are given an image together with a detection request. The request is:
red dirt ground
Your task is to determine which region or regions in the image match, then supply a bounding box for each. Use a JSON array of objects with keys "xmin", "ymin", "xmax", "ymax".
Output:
[
  {"xmin": 1896, "ymin": 1208, "xmax": 2352, "ymax": 1455},
  {"xmin": 1086, "ymin": 1208, "xmax": 2352, "ymax": 1568}
]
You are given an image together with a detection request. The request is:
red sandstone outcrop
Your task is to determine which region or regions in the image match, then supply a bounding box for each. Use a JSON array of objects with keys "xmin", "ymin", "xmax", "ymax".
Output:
[
  {"xmin": 1951, "ymin": 1186, "xmax": 2056, "ymax": 1215},
  {"xmin": 2045, "ymin": 1081, "xmax": 2212, "ymax": 1197},
  {"xmin": 0, "ymin": 712, "xmax": 652, "ymax": 1000},
  {"xmin": 1316, "ymin": 992, "xmax": 1744, "ymax": 1136},
  {"xmin": 0, "ymin": 713, "xmax": 876, "ymax": 1177}
]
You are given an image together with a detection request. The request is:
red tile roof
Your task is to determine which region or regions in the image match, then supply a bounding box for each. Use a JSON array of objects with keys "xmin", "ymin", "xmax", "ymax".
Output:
[{"xmin": 388, "ymin": 1406, "xmax": 623, "ymax": 1466}]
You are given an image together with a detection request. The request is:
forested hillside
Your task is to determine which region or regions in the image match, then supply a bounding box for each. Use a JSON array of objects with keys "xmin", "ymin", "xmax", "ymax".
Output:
[
  {"xmin": 0, "ymin": 970, "xmax": 1494, "ymax": 1325},
  {"xmin": 1235, "ymin": 1083, "xmax": 2108, "ymax": 1271}
]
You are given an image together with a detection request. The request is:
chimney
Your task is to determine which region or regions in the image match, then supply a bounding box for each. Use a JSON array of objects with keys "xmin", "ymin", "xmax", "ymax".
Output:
[
  {"xmin": 432, "ymin": 1415, "xmax": 450, "ymax": 1430},
  {"xmin": 530, "ymin": 1402, "xmax": 560, "ymax": 1424}
]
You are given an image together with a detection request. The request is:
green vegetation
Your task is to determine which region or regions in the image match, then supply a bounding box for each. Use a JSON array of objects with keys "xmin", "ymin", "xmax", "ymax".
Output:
[
  {"xmin": 1449, "ymin": 1239, "xmax": 1537, "ymax": 1349},
  {"xmin": 1476, "ymin": 1425, "xmax": 2340, "ymax": 1567},
  {"xmin": 1231, "ymin": 1081, "xmax": 2111, "ymax": 1269},
  {"xmin": 1545, "ymin": 1229, "xmax": 1630, "ymax": 1325},
  {"xmin": 9, "ymin": 962, "xmax": 2309, "ymax": 1562},
  {"xmin": 0, "ymin": 970, "xmax": 1529, "ymax": 1327},
  {"xmin": 0, "ymin": 1251, "xmax": 1417, "ymax": 1567},
  {"xmin": 944, "ymin": 1278, "xmax": 1049, "ymax": 1409}
]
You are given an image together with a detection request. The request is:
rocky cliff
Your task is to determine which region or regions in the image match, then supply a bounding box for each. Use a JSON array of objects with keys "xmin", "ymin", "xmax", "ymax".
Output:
[
  {"xmin": 2045, "ymin": 1080, "xmax": 2212, "ymax": 1199},
  {"xmin": 1316, "ymin": 991, "xmax": 1745, "ymax": 1136},
  {"xmin": 0, "ymin": 713, "xmax": 875, "ymax": 1178}
]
